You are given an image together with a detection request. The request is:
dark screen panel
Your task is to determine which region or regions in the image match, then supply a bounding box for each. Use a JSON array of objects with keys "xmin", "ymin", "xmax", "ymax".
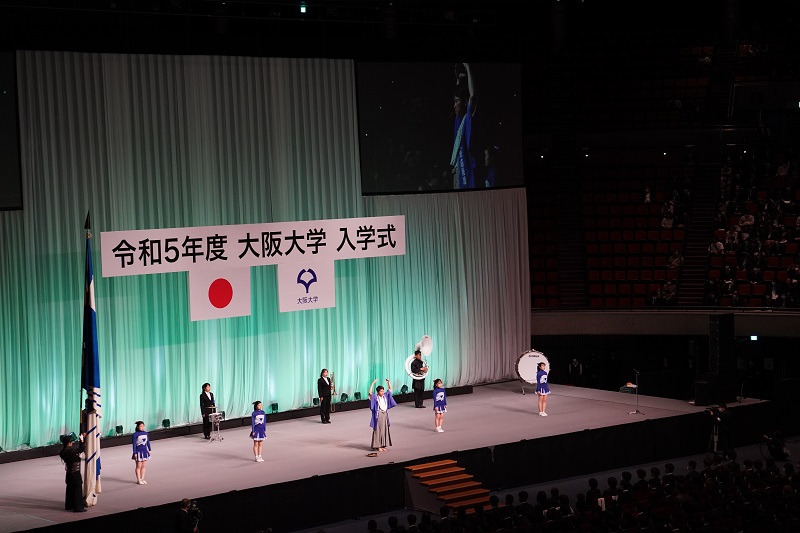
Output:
[
  {"xmin": 357, "ymin": 61, "xmax": 523, "ymax": 194},
  {"xmin": 0, "ymin": 52, "xmax": 22, "ymax": 210}
]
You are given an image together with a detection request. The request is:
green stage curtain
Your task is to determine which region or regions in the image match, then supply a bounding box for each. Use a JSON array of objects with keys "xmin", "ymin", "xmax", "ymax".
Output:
[{"xmin": 0, "ymin": 51, "xmax": 529, "ymax": 450}]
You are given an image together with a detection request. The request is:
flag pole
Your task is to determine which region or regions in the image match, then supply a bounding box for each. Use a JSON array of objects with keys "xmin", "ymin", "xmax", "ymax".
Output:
[
  {"xmin": 80, "ymin": 212, "xmax": 90, "ymax": 435},
  {"xmin": 78, "ymin": 211, "xmax": 92, "ymax": 435},
  {"xmin": 81, "ymin": 210, "xmax": 102, "ymax": 506}
]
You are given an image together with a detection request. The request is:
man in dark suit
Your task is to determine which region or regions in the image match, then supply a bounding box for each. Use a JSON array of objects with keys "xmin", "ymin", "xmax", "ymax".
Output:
[
  {"xmin": 317, "ymin": 368, "xmax": 333, "ymax": 424},
  {"xmin": 174, "ymin": 498, "xmax": 198, "ymax": 533},
  {"xmin": 200, "ymin": 383, "xmax": 215, "ymax": 439},
  {"xmin": 410, "ymin": 349, "xmax": 427, "ymax": 408}
]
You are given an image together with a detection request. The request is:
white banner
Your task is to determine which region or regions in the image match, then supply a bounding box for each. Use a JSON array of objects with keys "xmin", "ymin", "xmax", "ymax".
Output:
[
  {"xmin": 99, "ymin": 215, "xmax": 405, "ymax": 277},
  {"xmin": 277, "ymin": 261, "xmax": 336, "ymax": 313}
]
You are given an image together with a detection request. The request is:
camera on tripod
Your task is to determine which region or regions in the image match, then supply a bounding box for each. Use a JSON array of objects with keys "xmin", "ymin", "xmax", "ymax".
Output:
[{"xmin": 189, "ymin": 500, "xmax": 203, "ymax": 526}]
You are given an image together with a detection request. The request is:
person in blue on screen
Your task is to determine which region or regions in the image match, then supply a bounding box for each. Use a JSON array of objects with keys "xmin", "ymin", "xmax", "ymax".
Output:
[
  {"xmin": 483, "ymin": 145, "xmax": 499, "ymax": 188},
  {"xmin": 451, "ymin": 62, "xmax": 477, "ymax": 189}
]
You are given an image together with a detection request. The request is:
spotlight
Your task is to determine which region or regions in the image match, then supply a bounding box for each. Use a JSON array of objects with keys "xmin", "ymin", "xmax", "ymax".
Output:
[
  {"xmin": 312, "ymin": 397, "xmax": 320, "ymax": 407},
  {"xmin": 299, "ymin": 3, "xmax": 306, "ymax": 13},
  {"xmin": 400, "ymin": 385, "xmax": 409, "ymax": 394},
  {"xmin": 353, "ymin": 392, "xmax": 362, "ymax": 401},
  {"xmin": 162, "ymin": 419, "xmax": 170, "ymax": 429},
  {"xmin": 115, "ymin": 425, "xmax": 123, "ymax": 436},
  {"xmin": 340, "ymin": 393, "xmax": 349, "ymax": 402},
  {"xmin": 270, "ymin": 403, "xmax": 278, "ymax": 414},
  {"xmin": 750, "ymin": 335, "xmax": 758, "ymax": 341}
]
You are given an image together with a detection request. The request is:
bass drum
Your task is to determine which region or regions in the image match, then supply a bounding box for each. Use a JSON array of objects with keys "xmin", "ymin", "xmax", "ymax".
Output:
[{"xmin": 515, "ymin": 349, "xmax": 550, "ymax": 385}]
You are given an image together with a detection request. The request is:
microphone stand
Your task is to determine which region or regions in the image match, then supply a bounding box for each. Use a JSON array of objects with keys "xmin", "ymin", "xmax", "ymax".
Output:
[{"xmin": 629, "ymin": 368, "xmax": 644, "ymax": 415}]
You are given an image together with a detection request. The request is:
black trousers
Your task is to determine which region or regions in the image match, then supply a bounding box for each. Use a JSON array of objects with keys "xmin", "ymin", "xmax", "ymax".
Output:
[
  {"xmin": 202, "ymin": 415, "xmax": 211, "ymax": 437},
  {"xmin": 320, "ymin": 395, "xmax": 331, "ymax": 421},
  {"xmin": 413, "ymin": 386, "xmax": 424, "ymax": 407},
  {"xmin": 65, "ymin": 471, "xmax": 84, "ymax": 511}
]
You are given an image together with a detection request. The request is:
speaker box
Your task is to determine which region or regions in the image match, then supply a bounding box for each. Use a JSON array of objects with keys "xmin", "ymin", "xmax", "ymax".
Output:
[
  {"xmin": 704, "ymin": 372, "xmax": 739, "ymax": 405},
  {"xmin": 694, "ymin": 380, "xmax": 712, "ymax": 406},
  {"xmin": 708, "ymin": 314, "xmax": 734, "ymax": 373}
]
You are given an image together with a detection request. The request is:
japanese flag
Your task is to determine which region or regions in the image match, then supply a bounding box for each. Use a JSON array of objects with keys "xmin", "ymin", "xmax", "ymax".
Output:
[{"xmin": 188, "ymin": 267, "xmax": 251, "ymax": 321}]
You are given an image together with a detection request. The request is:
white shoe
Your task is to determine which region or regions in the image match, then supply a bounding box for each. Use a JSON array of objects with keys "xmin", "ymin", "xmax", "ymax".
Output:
[
  {"xmin": 541, "ymin": 412, "xmax": 548, "ymax": 417},
  {"xmin": 437, "ymin": 427, "xmax": 444, "ymax": 433},
  {"xmin": 538, "ymin": 412, "xmax": 543, "ymax": 416},
  {"xmin": 137, "ymin": 479, "xmax": 144, "ymax": 485},
  {"xmin": 257, "ymin": 456, "xmax": 265, "ymax": 462},
  {"xmin": 142, "ymin": 479, "xmax": 147, "ymax": 484}
]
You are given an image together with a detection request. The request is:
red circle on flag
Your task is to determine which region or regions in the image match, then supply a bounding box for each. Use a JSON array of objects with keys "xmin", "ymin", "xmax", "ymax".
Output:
[{"xmin": 208, "ymin": 278, "xmax": 234, "ymax": 309}]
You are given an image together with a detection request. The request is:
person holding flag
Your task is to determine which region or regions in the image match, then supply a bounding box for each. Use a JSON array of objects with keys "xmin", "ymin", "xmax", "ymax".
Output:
[{"xmin": 81, "ymin": 213, "xmax": 102, "ymax": 506}]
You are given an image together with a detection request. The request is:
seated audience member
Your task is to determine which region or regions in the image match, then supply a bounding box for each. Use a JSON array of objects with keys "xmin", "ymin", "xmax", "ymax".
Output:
[
  {"xmin": 648, "ymin": 466, "xmax": 662, "ymax": 488},
  {"xmin": 706, "ymin": 279, "xmax": 721, "ymax": 305},
  {"xmin": 634, "ymin": 469, "xmax": 649, "ymax": 492},
  {"xmin": 602, "ymin": 477, "xmax": 620, "ymax": 507},
  {"xmin": 548, "ymin": 486, "xmax": 560, "ymax": 509},
  {"xmin": 668, "ymin": 249, "xmax": 684, "ymax": 269},
  {"xmin": 586, "ymin": 478, "xmax": 602, "ymax": 503},
  {"xmin": 503, "ymin": 493, "xmax": 516, "ymax": 519},
  {"xmin": 558, "ymin": 494, "xmax": 575, "ymax": 516},
  {"xmin": 516, "ymin": 490, "xmax": 534, "ymax": 517},
  {"xmin": 709, "ymin": 238, "xmax": 724, "ymax": 254},
  {"xmin": 574, "ymin": 493, "xmax": 589, "ymax": 513},
  {"xmin": 662, "ymin": 463, "xmax": 675, "ymax": 486},
  {"xmin": 663, "ymin": 280, "xmax": 677, "ymax": 303},
  {"xmin": 738, "ymin": 212, "xmax": 755, "ymax": 231},
  {"xmin": 730, "ymin": 290, "xmax": 740, "ymax": 306},
  {"xmin": 485, "ymin": 494, "xmax": 502, "ymax": 523}
]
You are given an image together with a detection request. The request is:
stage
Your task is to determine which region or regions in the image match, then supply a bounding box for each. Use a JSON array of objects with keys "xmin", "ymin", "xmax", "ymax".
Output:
[{"xmin": 0, "ymin": 382, "xmax": 770, "ymax": 533}]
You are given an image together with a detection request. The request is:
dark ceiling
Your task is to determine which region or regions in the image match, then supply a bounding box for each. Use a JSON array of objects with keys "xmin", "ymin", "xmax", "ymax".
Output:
[{"xmin": 1, "ymin": 1, "xmax": 796, "ymax": 62}]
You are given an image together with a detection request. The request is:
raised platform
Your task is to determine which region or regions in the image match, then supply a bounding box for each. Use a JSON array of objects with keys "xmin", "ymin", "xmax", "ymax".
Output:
[
  {"xmin": 0, "ymin": 382, "xmax": 771, "ymax": 533},
  {"xmin": 0, "ymin": 385, "xmax": 473, "ymax": 465}
]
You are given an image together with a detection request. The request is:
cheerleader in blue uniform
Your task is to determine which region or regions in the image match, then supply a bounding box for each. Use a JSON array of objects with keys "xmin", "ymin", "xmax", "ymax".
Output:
[
  {"xmin": 432, "ymin": 379, "xmax": 447, "ymax": 433},
  {"xmin": 250, "ymin": 401, "xmax": 267, "ymax": 462},
  {"xmin": 132, "ymin": 421, "xmax": 151, "ymax": 484},
  {"xmin": 536, "ymin": 362, "xmax": 550, "ymax": 416}
]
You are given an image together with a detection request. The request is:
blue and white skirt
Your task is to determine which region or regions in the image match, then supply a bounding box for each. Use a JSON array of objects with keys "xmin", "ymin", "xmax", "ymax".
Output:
[{"xmin": 433, "ymin": 405, "xmax": 447, "ymax": 414}]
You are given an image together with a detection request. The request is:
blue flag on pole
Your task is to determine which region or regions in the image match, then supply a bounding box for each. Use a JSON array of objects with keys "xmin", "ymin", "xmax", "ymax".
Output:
[{"xmin": 81, "ymin": 212, "xmax": 101, "ymax": 506}]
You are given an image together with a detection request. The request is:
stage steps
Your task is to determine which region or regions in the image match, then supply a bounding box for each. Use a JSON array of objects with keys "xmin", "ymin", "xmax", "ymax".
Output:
[{"xmin": 404, "ymin": 459, "xmax": 490, "ymax": 514}]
